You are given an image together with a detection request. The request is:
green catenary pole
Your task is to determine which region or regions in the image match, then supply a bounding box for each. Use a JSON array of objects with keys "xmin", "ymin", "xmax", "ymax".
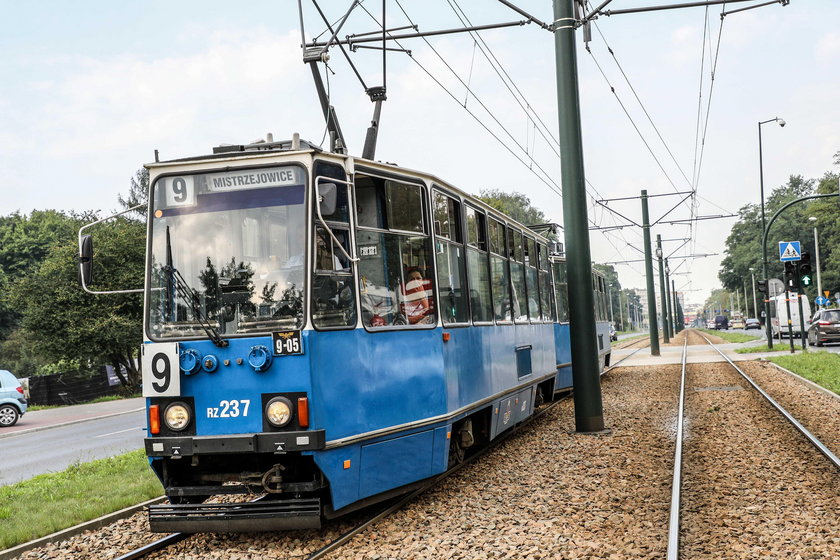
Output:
[
  {"xmin": 553, "ymin": 0, "xmax": 604, "ymax": 432},
  {"xmin": 641, "ymin": 190, "xmax": 660, "ymax": 356},
  {"xmin": 657, "ymin": 235, "xmax": 670, "ymax": 344}
]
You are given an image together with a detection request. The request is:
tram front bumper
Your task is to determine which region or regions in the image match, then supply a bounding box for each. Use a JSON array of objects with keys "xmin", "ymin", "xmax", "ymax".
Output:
[{"xmin": 144, "ymin": 430, "xmax": 325, "ymax": 457}]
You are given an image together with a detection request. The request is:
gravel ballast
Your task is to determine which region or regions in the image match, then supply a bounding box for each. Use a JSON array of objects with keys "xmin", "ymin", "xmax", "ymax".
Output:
[{"xmin": 12, "ymin": 338, "xmax": 839, "ymax": 559}]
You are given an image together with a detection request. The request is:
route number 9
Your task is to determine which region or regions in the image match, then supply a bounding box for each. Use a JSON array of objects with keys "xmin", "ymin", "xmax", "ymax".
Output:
[
  {"xmin": 142, "ymin": 342, "xmax": 181, "ymax": 397},
  {"xmin": 164, "ymin": 176, "xmax": 195, "ymax": 208}
]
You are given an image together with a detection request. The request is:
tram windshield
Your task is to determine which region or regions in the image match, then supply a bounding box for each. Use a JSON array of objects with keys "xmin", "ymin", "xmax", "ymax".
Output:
[{"xmin": 148, "ymin": 165, "xmax": 307, "ymax": 339}]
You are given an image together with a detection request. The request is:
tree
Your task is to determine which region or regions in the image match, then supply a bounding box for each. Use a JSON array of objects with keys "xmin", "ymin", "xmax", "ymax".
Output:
[
  {"xmin": 11, "ymin": 216, "xmax": 145, "ymax": 387},
  {"xmin": 478, "ymin": 189, "xmax": 548, "ymax": 227},
  {"xmin": 718, "ymin": 175, "xmax": 819, "ymax": 299},
  {"xmin": 118, "ymin": 168, "xmax": 149, "ymax": 218}
]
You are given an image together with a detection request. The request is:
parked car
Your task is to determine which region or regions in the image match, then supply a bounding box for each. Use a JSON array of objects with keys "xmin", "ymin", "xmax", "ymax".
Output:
[
  {"xmin": 806, "ymin": 309, "xmax": 840, "ymax": 347},
  {"xmin": 0, "ymin": 370, "xmax": 27, "ymax": 427},
  {"xmin": 745, "ymin": 318, "xmax": 761, "ymax": 330},
  {"xmin": 714, "ymin": 315, "xmax": 729, "ymax": 330}
]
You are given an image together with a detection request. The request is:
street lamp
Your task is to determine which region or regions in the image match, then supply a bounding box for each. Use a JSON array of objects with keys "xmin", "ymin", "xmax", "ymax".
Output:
[
  {"xmin": 749, "ymin": 267, "xmax": 758, "ymax": 322},
  {"xmin": 809, "ymin": 216, "xmax": 823, "ymax": 304},
  {"xmin": 656, "ymin": 237, "xmax": 669, "ymax": 344},
  {"xmin": 665, "ymin": 259, "xmax": 673, "ymax": 338},
  {"xmin": 759, "ymin": 116, "xmax": 785, "ymax": 347}
]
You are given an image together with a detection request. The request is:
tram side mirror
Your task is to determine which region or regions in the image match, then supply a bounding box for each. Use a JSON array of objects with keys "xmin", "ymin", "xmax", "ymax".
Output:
[
  {"xmin": 79, "ymin": 234, "xmax": 93, "ymax": 286},
  {"xmin": 318, "ymin": 182, "xmax": 337, "ymax": 216}
]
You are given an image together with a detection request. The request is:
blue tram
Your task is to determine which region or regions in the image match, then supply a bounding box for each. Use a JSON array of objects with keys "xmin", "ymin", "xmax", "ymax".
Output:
[{"xmin": 134, "ymin": 135, "xmax": 611, "ymax": 531}]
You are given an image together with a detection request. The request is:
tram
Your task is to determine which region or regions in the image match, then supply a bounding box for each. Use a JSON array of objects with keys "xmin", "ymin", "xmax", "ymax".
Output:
[{"xmin": 81, "ymin": 134, "xmax": 610, "ymax": 531}]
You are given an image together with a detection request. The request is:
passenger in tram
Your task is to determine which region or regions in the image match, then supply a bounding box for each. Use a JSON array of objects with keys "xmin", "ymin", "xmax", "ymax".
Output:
[{"xmin": 400, "ymin": 268, "xmax": 434, "ymax": 324}]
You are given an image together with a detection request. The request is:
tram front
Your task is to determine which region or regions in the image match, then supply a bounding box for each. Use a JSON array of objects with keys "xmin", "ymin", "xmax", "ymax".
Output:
[{"xmin": 142, "ymin": 154, "xmax": 333, "ymax": 532}]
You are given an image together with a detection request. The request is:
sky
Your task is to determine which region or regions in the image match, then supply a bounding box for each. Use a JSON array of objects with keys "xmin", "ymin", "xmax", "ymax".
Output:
[{"xmin": 1, "ymin": 0, "xmax": 837, "ymax": 306}]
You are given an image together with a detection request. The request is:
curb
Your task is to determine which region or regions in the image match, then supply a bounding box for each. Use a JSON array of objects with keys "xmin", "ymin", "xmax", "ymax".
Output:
[
  {"xmin": 0, "ymin": 407, "xmax": 145, "ymax": 440},
  {"xmin": 0, "ymin": 496, "xmax": 165, "ymax": 560},
  {"xmin": 762, "ymin": 360, "xmax": 840, "ymax": 402}
]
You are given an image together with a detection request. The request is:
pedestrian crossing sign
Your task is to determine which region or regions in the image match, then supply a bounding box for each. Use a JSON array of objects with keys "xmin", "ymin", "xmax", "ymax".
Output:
[{"xmin": 779, "ymin": 241, "xmax": 801, "ymax": 262}]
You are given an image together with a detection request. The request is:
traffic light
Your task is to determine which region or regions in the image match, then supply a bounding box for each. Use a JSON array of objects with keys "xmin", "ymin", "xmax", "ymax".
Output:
[
  {"xmin": 798, "ymin": 251, "xmax": 812, "ymax": 287},
  {"xmin": 756, "ymin": 279, "xmax": 767, "ymax": 293},
  {"xmin": 784, "ymin": 261, "xmax": 797, "ymax": 288}
]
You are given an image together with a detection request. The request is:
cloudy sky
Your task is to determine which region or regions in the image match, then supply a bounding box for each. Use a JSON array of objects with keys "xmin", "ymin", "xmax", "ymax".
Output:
[{"xmin": 1, "ymin": 1, "xmax": 837, "ymax": 305}]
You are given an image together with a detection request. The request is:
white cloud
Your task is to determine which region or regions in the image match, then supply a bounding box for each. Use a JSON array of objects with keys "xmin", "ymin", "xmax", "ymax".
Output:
[{"xmin": 816, "ymin": 32, "xmax": 840, "ymax": 59}]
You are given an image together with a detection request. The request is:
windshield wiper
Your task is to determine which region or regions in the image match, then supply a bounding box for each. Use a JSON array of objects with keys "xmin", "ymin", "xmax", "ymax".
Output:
[{"xmin": 163, "ymin": 265, "xmax": 229, "ymax": 348}]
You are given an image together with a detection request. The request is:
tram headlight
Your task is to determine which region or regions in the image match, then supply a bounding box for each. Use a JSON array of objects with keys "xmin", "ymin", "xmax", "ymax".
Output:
[
  {"xmin": 265, "ymin": 397, "xmax": 293, "ymax": 428},
  {"xmin": 163, "ymin": 402, "xmax": 191, "ymax": 431}
]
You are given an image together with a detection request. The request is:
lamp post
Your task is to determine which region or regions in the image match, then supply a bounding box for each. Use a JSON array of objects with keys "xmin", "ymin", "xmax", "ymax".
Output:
[
  {"xmin": 749, "ymin": 267, "xmax": 758, "ymax": 322},
  {"xmin": 665, "ymin": 258, "xmax": 673, "ymax": 339},
  {"xmin": 759, "ymin": 116, "xmax": 785, "ymax": 347},
  {"xmin": 809, "ymin": 216, "xmax": 823, "ymax": 304}
]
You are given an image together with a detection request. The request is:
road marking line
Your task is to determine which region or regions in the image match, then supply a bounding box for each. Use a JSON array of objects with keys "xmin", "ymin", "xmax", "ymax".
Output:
[{"xmin": 95, "ymin": 427, "xmax": 142, "ymax": 438}]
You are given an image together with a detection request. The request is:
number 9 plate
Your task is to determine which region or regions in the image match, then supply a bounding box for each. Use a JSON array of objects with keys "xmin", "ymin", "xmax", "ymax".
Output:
[{"xmin": 141, "ymin": 342, "xmax": 181, "ymax": 397}]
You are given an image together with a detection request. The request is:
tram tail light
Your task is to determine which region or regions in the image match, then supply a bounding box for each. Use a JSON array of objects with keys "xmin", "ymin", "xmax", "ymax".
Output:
[
  {"xmin": 149, "ymin": 405, "xmax": 161, "ymax": 435},
  {"xmin": 818, "ymin": 321, "xmax": 831, "ymax": 326},
  {"xmin": 297, "ymin": 397, "xmax": 309, "ymax": 429}
]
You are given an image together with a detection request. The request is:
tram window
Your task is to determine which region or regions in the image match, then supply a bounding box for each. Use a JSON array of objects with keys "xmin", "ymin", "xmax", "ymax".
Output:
[
  {"xmin": 356, "ymin": 174, "xmax": 436, "ymax": 328},
  {"xmin": 488, "ymin": 218, "xmax": 512, "ymax": 322},
  {"xmin": 433, "ymin": 192, "xmax": 461, "ymax": 242},
  {"xmin": 538, "ymin": 244, "xmax": 554, "ymax": 321},
  {"xmin": 553, "ymin": 261, "xmax": 569, "ymax": 322},
  {"xmin": 433, "ymin": 191, "xmax": 469, "ymax": 325},
  {"xmin": 524, "ymin": 237, "xmax": 540, "ymax": 321},
  {"xmin": 314, "ymin": 160, "xmax": 351, "ymax": 223},
  {"xmin": 508, "ymin": 228, "xmax": 528, "ymax": 323},
  {"xmin": 312, "ymin": 227, "xmax": 356, "ymax": 328},
  {"xmin": 466, "ymin": 206, "xmax": 492, "ymax": 323}
]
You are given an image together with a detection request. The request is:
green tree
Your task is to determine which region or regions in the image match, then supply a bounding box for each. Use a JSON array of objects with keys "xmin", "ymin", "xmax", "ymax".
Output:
[
  {"xmin": 11, "ymin": 217, "xmax": 145, "ymax": 386},
  {"xmin": 478, "ymin": 189, "xmax": 548, "ymax": 227},
  {"xmin": 118, "ymin": 168, "xmax": 149, "ymax": 217}
]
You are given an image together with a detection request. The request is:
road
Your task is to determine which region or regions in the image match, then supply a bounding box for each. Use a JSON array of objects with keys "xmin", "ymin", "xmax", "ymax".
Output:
[{"xmin": 0, "ymin": 405, "xmax": 146, "ymax": 487}]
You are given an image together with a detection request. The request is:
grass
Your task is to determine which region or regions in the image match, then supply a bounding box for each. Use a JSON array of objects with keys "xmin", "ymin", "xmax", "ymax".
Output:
[
  {"xmin": 697, "ymin": 328, "xmax": 760, "ymax": 343},
  {"xmin": 0, "ymin": 449, "xmax": 162, "ymax": 550},
  {"xmin": 765, "ymin": 351, "xmax": 840, "ymax": 395},
  {"xmin": 27, "ymin": 392, "xmax": 141, "ymax": 412}
]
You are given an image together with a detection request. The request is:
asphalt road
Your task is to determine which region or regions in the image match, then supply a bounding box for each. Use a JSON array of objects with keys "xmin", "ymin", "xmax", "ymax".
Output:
[{"xmin": 0, "ymin": 409, "xmax": 146, "ymax": 486}]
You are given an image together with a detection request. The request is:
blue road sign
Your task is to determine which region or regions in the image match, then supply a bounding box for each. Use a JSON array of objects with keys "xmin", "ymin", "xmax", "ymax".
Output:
[
  {"xmin": 779, "ymin": 241, "xmax": 801, "ymax": 262},
  {"xmin": 815, "ymin": 296, "xmax": 829, "ymax": 306}
]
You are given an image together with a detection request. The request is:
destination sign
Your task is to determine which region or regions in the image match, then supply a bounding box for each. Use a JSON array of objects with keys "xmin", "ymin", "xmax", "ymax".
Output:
[{"xmin": 206, "ymin": 167, "xmax": 301, "ymax": 192}]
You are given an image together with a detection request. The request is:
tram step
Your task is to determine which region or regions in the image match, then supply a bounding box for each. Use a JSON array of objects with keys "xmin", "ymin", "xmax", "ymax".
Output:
[{"xmin": 148, "ymin": 498, "xmax": 321, "ymax": 532}]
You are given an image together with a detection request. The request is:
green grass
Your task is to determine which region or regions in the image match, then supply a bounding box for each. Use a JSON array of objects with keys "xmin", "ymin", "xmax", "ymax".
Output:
[
  {"xmin": 697, "ymin": 328, "xmax": 760, "ymax": 343},
  {"xmin": 0, "ymin": 449, "xmax": 162, "ymax": 550},
  {"xmin": 766, "ymin": 351, "xmax": 840, "ymax": 395},
  {"xmin": 27, "ymin": 392, "xmax": 140, "ymax": 412}
]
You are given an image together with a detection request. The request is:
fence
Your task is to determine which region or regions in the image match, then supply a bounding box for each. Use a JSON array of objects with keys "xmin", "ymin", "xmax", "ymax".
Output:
[{"xmin": 22, "ymin": 365, "xmax": 126, "ymax": 406}]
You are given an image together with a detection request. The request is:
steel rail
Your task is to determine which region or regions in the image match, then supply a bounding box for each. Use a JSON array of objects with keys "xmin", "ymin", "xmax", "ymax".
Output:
[
  {"xmin": 699, "ymin": 334, "xmax": 840, "ymax": 470},
  {"xmin": 305, "ymin": 393, "xmax": 570, "ymax": 559},
  {"xmin": 112, "ymin": 532, "xmax": 190, "ymax": 560},
  {"xmin": 666, "ymin": 339, "xmax": 688, "ymax": 560}
]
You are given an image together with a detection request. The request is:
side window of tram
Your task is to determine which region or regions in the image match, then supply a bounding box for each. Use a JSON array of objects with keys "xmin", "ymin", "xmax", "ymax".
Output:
[
  {"xmin": 553, "ymin": 261, "xmax": 569, "ymax": 322},
  {"xmin": 508, "ymin": 228, "xmax": 528, "ymax": 323},
  {"xmin": 433, "ymin": 191, "xmax": 469, "ymax": 324},
  {"xmin": 538, "ymin": 244, "xmax": 555, "ymax": 321},
  {"xmin": 488, "ymin": 218, "xmax": 512, "ymax": 322},
  {"xmin": 356, "ymin": 175, "xmax": 436, "ymax": 328},
  {"xmin": 312, "ymin": 161, "xmax": 356, "ymax": 329},
  {"xmin": 524, "ymin": 237, "xmax": 541, "ymax": 321},
  {"xmin": 466, "ymin": 206, "xmax": 492, "ymax": 323}
]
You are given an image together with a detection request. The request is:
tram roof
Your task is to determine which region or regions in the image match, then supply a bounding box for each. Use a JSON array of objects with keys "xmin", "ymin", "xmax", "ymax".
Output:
[{"xmin": 146, "ymin": 136, "xmax": 556, "ymax": 244}]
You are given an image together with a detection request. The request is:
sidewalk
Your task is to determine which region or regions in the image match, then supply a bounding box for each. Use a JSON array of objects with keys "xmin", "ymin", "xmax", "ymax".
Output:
[{"xmin": 0, "ymin": 397, "xmax": 145, "ymax": 439}]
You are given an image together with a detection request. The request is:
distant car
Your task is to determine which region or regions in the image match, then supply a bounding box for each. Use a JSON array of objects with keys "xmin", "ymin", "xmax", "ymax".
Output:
[
  {"xmin": 745, "ymin": 318, "xmax": 761, "ymax": 330},
  {"xmin": 0, "ymin": 370, "xmax": 27, "ymax": 427},
  {"xmin": 609, "ymin": 324, "xmax": 617, "ymax": 342},
  {"xmin": 730, "ymin": 318, "xmax": 745, "ymax": 329},
  {"xmin": 706, "ymin": 320, "xmax": 716, "ymax": 329},
  {"xmin": 714, "ymin": 315, "xmax": 729, "ymax": 330},
  {"xmin": 806, "ymin": 309, "xmax": 840, "ymax": 347}
]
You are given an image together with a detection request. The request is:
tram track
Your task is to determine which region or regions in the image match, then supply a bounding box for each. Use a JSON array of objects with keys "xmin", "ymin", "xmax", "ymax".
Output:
[
  {"xmin": 666, "ymin": 333, "xmax": 840, "ymax": 559},
  {"xmin": 95, "ymin": 393, "xmax": 573, "ymax": 560}
]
